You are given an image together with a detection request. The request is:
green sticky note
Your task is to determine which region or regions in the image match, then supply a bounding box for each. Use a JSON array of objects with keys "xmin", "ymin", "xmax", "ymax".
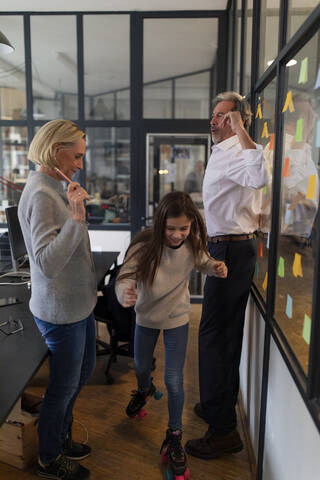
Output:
[
  {"xmin": 278, "ymin": 256, "xmax": 284, "ymax": 278},
  {"xmin": 298, "ymin": 57, "xmax": 308, "ymax": 84},
  {"xmin": 263, "ymin": 186, "xmax": 267, "ymax": 195},
  {"xmin": 295, "ymin": 118, "xmax": 303, "ymax": 142},
  {"xmin": 302, "ymin": 314, "xmax": 311, "ymax": 345}
]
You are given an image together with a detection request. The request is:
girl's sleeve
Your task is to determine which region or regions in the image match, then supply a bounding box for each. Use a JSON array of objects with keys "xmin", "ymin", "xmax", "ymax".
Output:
[
  {"xmin": 194, "ymin": 250, "xmax": 221, "ymax": 276},
  {"xmin": 115, "ymin": 245, "xmax": 139, "ymax": 305}
]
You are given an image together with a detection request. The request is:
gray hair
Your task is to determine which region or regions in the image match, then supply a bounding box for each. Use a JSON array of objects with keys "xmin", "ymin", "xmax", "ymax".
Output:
[{"xmin": 213, "ymin": 91, "xmax": 252, "ymax": 129}]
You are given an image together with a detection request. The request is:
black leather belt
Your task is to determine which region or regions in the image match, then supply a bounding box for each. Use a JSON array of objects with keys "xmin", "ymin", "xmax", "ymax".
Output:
[{"xmin": 208, "ymin": 233, "xmax": 254, "ymax": 243}]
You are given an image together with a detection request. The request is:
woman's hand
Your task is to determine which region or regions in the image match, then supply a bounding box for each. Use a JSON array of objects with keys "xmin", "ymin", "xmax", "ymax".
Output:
[
  {"xmin": 213, "ymin": 261, "xmax": 228, "ymax": 278},
  {"xmin": 67, "ymin": 182, "xmax": 90, "ymax": 223},
  {"xmin": 122, "ymin": 284, "xmax": 138, "ymax": 308}
]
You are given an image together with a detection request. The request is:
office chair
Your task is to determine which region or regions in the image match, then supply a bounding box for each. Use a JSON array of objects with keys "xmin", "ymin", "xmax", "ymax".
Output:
[{"xmin": 95, "ymin": 265, "xmax": 156, "ymax": 384}]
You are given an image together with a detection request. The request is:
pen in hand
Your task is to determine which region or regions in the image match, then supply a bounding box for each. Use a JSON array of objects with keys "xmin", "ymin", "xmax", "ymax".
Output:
[{"xmin": 54, "ymin": 167, "xmax": 71, "ymax": 183}]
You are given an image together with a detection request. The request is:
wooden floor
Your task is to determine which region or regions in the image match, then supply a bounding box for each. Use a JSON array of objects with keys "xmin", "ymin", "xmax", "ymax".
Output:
[{"xmin": 0, "ymin": 305, "xmax": 253, "ymax": 480}]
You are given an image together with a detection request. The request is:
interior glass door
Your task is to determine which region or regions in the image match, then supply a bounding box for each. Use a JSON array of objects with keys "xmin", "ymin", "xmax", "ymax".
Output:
[{"xmin": 146, "ymin": 133, "xmax": 211, "ymax": 299}]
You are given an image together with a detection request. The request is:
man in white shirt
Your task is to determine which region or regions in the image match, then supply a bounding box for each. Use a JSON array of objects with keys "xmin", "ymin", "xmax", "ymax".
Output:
[{"xmin": 186, "ymin": 91, "xmax": 269, "ymax": 459}]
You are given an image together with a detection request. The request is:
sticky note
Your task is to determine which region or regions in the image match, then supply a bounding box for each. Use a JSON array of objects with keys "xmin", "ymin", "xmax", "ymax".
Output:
[
  {"xmin": 261, "ymin": 121, "xmax": 269, "ymax": 139},
  {"xmin": 258, "ymin": 242, "xmax": 263, "ymax": 258},
  {"xmin": 269, "ymin": 133, "xmax": 274, "ymax": 150},
  {"xmin": 295, "ymin": 118, "xmax": 303, "ymax": 142},
  {"xmin": 316, "ymin": 119, "xmax": 320, "ymax": 148},
  {"xmin": 267, "ymin": 232, "xmax": 270, "ymax": 249},
  {"xmin": 263, "ymin": 186, "xmax": 267, "ymax": 195},
  {"xmin": 286, "ymin": 294, "xmax": 292, "ymax": 318},
  {"xmin": 306, "ymin": 175, "xmax": 316, "ymax": 199},
  {"xmin": 278, "ymin": 256, "xmax": 284, "ymax": 278},
  {"xmin": 314, "ymin": 65, "xmax": 320, "ymax": 89},
  {"xmin": 284, "ymin": 204, "xmax": 291, "ymax": 224},
  {"xmin": 302, "ymin": 314, "xmax": 311, "ymax": 345},
  {"xmin": 256, "ymin": 103, "xmax": 262, "ymax": 119},
  {"xmin": 298, "ymin": 57, "xmax": 308, "ymax": 84},
  {"xmin": 293, "ymin": 253, "xmax": 303, "ymax": 277},
  {"xmin": 282, "ymin": 157, "xmax": 291, "ymax": 177},
  {"xmin": 282, "ymin": 90, "xmax": 295, "ymax": 113},
  {"xmin": 262, "ymin": 272, "xmax": 268, "ymax": 291}
]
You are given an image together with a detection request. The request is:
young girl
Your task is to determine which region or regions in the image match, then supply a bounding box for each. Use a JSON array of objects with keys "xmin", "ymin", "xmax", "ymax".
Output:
[{"xmin": 115, "ymin": 191, "xmax": 227, "ymax": 479}]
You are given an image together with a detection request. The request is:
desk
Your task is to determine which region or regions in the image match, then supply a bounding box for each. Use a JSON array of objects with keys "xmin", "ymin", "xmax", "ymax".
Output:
[{"xmin": 0, "ymin": 250, "xmax": 119, "ymax": 428}]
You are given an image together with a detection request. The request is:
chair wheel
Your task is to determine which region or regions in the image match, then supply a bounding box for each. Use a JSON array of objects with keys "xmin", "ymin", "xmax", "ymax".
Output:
[{"xmin": 106, "ymin": 374, "xmax": 114, "ymax": 385}]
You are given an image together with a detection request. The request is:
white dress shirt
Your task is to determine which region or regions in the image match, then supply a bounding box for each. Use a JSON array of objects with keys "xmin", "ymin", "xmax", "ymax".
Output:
[{"xmin": 203, "ymin": 134, "xmax": 268, "ymax": 236}]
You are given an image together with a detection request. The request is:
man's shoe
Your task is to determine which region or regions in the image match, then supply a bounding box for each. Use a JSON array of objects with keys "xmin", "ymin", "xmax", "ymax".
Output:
[
  {"xmin": 194, "ymin": 402, "xmax": 205, "ymax": 421},
  {"xmin": 63, "ymin": 440, "xmax": 91, "ymax": 461},
  {"xmin": 185, "ymin": 429, "xmax": 243, "ymax": 459},
  {"xmin": 37, "ymin": 454, "xmax": 90, "ymax": 479}
]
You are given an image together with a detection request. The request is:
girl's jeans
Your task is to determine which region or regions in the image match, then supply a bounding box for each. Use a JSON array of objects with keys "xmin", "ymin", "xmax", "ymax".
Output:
[
  {"xmin": 34, "ymin": 313, "xmax": 96, "ymax": 464},
  {"xmin": 134, "ymin": 322, "xmax": 189, "ymax": 431}
]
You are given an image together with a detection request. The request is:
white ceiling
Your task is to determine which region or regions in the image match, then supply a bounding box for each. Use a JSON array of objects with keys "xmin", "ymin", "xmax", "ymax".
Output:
[{"xmin": 0, "ymin": 0, "xmax": 228, "ymax": 12}]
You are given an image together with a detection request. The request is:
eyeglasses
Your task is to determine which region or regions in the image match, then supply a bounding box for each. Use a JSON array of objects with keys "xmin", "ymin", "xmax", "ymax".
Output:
[{"xmin": 211, "ymin": 112, "xmax": 225, "ymax": 120}]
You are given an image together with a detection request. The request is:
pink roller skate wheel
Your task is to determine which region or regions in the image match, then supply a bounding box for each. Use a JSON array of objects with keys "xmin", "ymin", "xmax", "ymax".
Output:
[
  {"xmin": 183, "ymin": 468, "xmax": 191, "ymax": 479},
  {"xmin": 138, "ymin": 409, "xmax": 147, "ymax": 419},
  {"xmin": 161, "ymin": 452, "xmax": 169, "ymax": 464}
]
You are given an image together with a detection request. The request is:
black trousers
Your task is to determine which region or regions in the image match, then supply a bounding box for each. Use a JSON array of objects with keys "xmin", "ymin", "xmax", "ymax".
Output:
[{"xmin": 199, "ymin": 239, "xmax": 256, "ymax": 434}]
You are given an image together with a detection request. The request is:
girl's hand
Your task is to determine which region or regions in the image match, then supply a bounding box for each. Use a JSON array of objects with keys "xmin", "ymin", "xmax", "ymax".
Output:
[
  {"xmin": 213, "ymin": 261, "xmax": 228, "ymax": 278},
  {"xmin": 123, "ymin": 284, "xmax": 138, "ymax": 307},
  {"xmin": 67, "ymin": 182, "xmax": 90, "ymax": 222}
]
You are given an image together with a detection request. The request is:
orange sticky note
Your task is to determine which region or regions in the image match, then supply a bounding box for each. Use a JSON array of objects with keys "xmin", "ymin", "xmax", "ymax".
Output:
[
  {"xmin": 261, "ymin": 121, "xmax": 269, "ymax": 139},
  {"xmin": 293, "ymin": 253, "xmax": 303, "ymax": 278},
  {"xmin": 269, "ymin": 133, "xmax": 274, "ymax": 150},
  {"xmin": 256, "ymin": 103, "xmax": 262, "ymax": 119},
  {"xmin": 306, "ymin": 175, "xmax": 316, "ymax": 199},
  {"xmin": 282, "ymin": 90, "xmax": 295, "ymax": 113},
  {"xmin": 262, "ymin": 272, "xmax": 268, "ymax": 291},
  {"xmin": 282, "ymin": 157, "xmax": 291, "ymax": 177},
  {"xmin": 258, "ymin": 242, "xmax": 263, "ymax": 258}
]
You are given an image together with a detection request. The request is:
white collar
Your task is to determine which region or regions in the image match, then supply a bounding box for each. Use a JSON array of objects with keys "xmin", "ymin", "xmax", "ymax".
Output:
[{"xmin": 212, "ymin": 134, "xmax": 239, "ymax": 152}]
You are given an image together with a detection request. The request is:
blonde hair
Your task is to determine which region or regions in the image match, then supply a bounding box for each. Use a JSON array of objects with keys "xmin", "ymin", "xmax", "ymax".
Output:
[
  {"xmin": 28, "ymin": 119, "xmax": 85, "ymax": 168},
  {"xmin": 213, "ymin": 91, "xmax": 252, "ymax": 129}
]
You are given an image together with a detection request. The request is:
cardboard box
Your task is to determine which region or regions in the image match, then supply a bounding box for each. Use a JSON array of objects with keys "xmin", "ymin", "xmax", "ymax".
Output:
[{"xmin": 0, "ymin": 412, "xmax": 38, "ymax": 469}]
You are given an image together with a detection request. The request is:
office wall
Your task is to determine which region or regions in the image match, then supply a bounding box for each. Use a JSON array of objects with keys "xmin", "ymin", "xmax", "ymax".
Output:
[
  {"xmin": 240, "ymin": 296, "xmax": 320, "ymax": 480},
  {"xmin": 89, "ymin": 230, "xmax": 130, "ymax": 263},
  {"xmin": 240, "ymin": 295, "xmax": 265, "ymax": 459}
]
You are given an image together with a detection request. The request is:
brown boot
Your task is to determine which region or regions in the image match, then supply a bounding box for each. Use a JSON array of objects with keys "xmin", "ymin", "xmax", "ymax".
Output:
[{"xmin": 185, "ymin": 428, "xmax": 243, "ymax": 459}]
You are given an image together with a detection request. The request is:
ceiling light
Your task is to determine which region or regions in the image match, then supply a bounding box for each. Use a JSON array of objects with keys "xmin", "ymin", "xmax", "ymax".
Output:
[
  {"xmin": 0, "ymin": 30, "xmax": 14, "ymax": 54},
  {"xmin": 286, "ymin": 59, "xmax": 297, "ymax": 67}
]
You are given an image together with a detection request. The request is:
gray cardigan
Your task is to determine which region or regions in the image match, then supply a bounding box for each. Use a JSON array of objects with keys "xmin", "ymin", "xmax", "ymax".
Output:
[{"xmin": 18, "ymin": 171, "xmax": 97, "ymax": 324}]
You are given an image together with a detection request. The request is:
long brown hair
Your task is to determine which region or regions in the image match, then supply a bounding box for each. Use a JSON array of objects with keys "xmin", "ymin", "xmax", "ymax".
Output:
[{"xmin": 119, "ymin": 191, "xmax": 209, "ymax": 286}]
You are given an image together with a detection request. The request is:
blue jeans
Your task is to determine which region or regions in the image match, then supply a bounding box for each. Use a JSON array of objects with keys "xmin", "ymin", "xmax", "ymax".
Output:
[
  {"xmin": 134, "ymin": 323, "xmax": 189, "ymax": 431},
  {"xmin": 34, "ymin": 313, "xmax": 96, "ymax": 464}
]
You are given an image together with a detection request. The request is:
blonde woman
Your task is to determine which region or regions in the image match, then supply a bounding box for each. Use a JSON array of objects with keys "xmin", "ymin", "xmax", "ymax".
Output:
[{"xmin": 18, "ymin": 120, "xmax": 96, "ymax": 479}]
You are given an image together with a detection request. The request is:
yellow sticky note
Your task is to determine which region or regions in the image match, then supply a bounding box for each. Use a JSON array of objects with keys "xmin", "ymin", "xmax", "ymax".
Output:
[
  {"xmin": 262, "ymin": 272, "xmax": 268, "ymax": 291},
  {"xmin": 293, "ymin": 253, "xmax": 303, "ymax": 278},
  {"xmin": 282, "ymin": 90, "xmax": 295, "ymax": 113},
  {"xmin": 298, "ymin": 57, "xmax": 308, "ymax": 84},
  {"xmin": 306, "ymin": 175, "xmax": 316, "ymax": 199},
  {"xmin": 261, "ymin": 121, "xmax": 269, "ymax": 139},
  {"xmin": 256, "ymin": 103, "xmax": 262, "ymax": 119}
]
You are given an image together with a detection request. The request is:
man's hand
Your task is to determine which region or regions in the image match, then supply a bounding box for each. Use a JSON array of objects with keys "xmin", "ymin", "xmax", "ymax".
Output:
[
  {"xmin": 122, "ymin": 284, "xmax": 138, "ymax": 308},
  {"xmin": 221, "ymin": 111, "xmax": 244, "ymax": 133},
  {"xmin": 213, "ymin": 261, "xmax": 228, "ymax": 278}
]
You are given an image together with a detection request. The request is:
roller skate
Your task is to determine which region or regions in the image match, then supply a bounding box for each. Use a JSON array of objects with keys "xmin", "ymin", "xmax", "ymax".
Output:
[
  {"xmin": 160, "ymin": 429, "xmax": 190, "ymax": 480},
  {"xmin": 126, "ymin": 380, "xmax": 163, "ymax": 419}
]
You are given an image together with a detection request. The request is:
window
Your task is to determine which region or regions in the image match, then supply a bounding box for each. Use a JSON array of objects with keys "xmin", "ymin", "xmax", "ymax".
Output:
[
  {"xmin": 274, "ymin": 34, "xmax": 320, "ymax": 374},
  {"xmin": 84, "ymin": 15, "xmax": 130, "ymax": 120},
  {"xmin": 0, "ymin": 16, "xmax": 26, "ymax": 121},
  {"xmin": 244, "ymin": 0, "xmax": 253, "ymax": 95},
  {"xmin": 259, "ymin": 1, "xmax": 280, "ymax": 77},
  {"xmin": 287, "ymin": 0, "xmax": 318, "ymax": 41},
  {"xmin": 85, "ymin": 127, "xmax": 130, "ymax": 225},
  {"xmin": 143, "ymin": 18, "xmax": 218, "ymax": 119},
  {"xmin": 253, "ymin": 80, "xmax": 277, "ymax": 303},
  {"xmin": 31, "ymin": 16, "xmax": 78, "ymax": 120}
]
